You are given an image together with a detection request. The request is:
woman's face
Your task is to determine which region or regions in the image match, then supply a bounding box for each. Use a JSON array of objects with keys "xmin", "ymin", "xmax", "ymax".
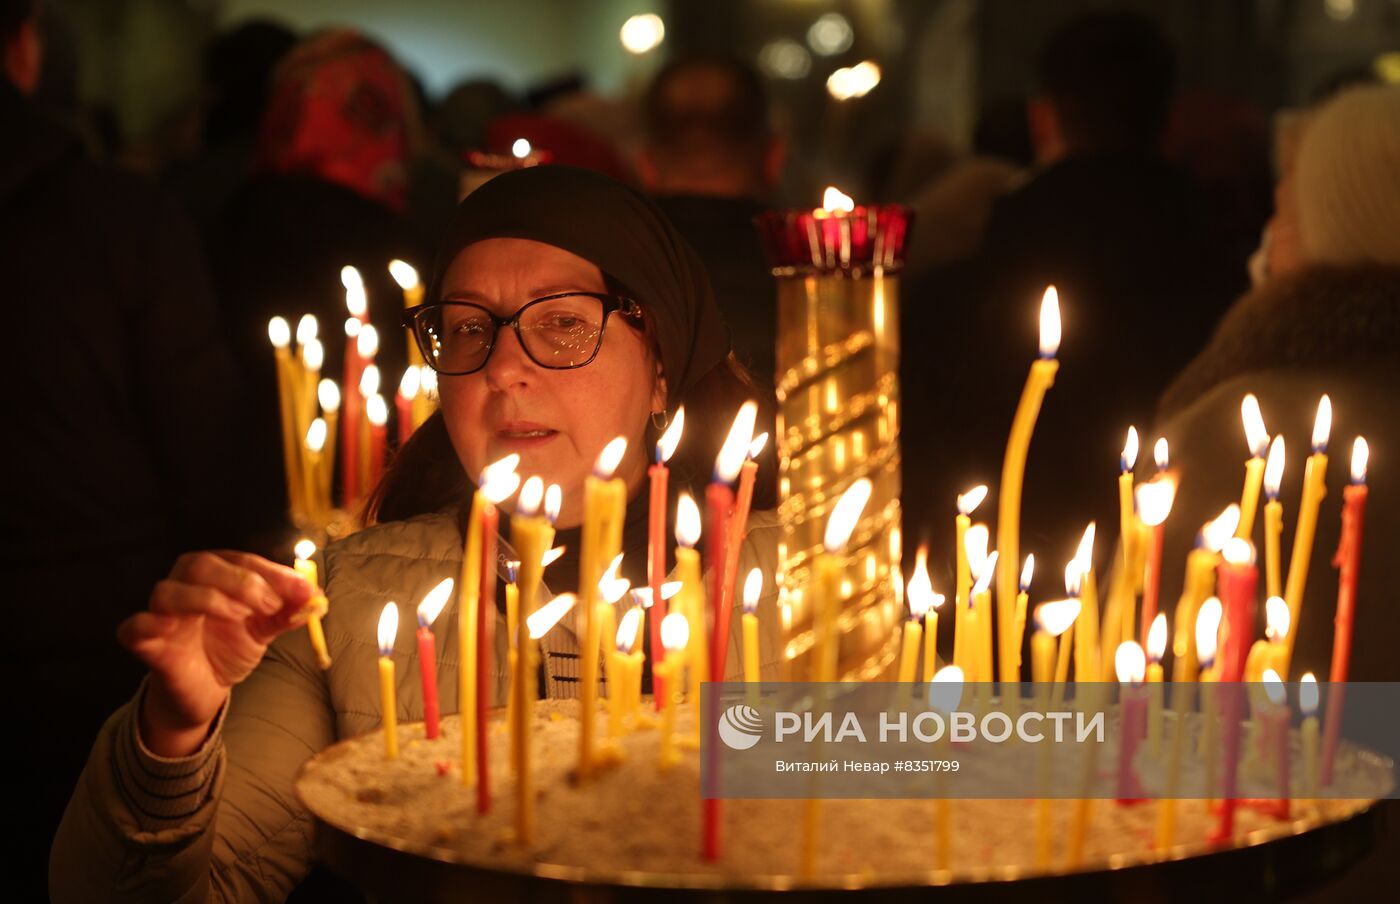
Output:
[{"xmin": 436, "ymin": 238, "xmax": 663, "ymax": 527}]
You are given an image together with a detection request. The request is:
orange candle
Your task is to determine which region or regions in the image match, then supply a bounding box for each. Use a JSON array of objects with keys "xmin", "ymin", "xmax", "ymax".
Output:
[{"xmin": 1322, "ymin": 438, "xmax": 1368, "ymax": 784}]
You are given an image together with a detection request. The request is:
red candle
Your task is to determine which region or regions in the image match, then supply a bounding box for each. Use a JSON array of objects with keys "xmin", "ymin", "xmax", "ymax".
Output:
[
  {"xmin": 1322, "ymin": 437, "xmax": 1368, "ymax": 785},
  {"xmin": 1115, "ymin": 642, "xmax": 1148, "ymax": 804},
  {"xmin": 648, "ymin": 408, "xmax": 685, "ymax": 712},
  {"xmin": 1261, "ymin": 669, "xmax": 1291, "ymax": 819},
  {"xmin": 717, "ymin": 433, "xmax": 767, "ymax": 684},
  {"xmin": 477, "ymin": 500, "xmax": 500, "ymax": 813},
  {"xmin": 1136, "ymin": 454, "xmax": 1176, "ymax": 650},
  {"xmin": 1211, "ymin": 538, "xmax": 1258, "ymax": 844},
  {"xmin": 702, "ymin": 401, "xmax": 757, "ymax": 863},
  {"xmin": 415, "ymin": 578, "xmax": 454, "ymax": 739},
  {"xmin": 366, "ymin": 394, "xmax": 388, "ymax": 490},
  {"xmin": 341, "ymin": 320, "xmax": 363, "ymax": 505}
]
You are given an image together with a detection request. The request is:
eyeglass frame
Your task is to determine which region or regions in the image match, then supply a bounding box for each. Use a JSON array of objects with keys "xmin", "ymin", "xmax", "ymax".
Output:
[{"xmin": 401, "ymin": 291, "xmax": 645, "ymax": 376}]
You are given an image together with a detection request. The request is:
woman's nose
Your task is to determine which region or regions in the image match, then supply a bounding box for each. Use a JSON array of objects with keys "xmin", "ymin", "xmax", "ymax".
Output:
[{"xmin": 483, "ymin": 326, "xmax": 534, "ymax": 390}]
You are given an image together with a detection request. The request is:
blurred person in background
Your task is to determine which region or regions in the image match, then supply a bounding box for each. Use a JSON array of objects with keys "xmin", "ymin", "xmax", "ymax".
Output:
[
  {"xmin": 208, "ymin": 29, "xmax": 428, "ymax": 549},
  {"xmin": 0, "ymin": 0, "xmax": 252, "ymax": 896},
  {"xmin": 902, "ymin": 10, "xmax": 1238, "ymax": 601},
  {"xmin": 638, "ymin": 52, "xmax": 783, "ymax": 391}
]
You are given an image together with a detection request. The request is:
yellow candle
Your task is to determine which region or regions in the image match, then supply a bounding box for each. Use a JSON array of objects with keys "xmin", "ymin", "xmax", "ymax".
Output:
[
  {"xmin": 996, "ymin": 287, "xmax": 1060, "ymax": 683},
  {"xmin": 657, "ymin": 612, "xmax": 689, "ymax": 769},
  {"xmin": 317, "ymin": 379, "xmax": 340, "ymax": 513},
  {"xmin": 1281, "ymin": 396, "xmax": 1331, "ymax": 678},
  {"xmin": 1013, "ymin": 554, "xmax": 1034, "ymax": 678},
  {"xmin": 1158, "ymin": 597, "xmax": 1221, "ymax": 848},
  {"xmin": 292, "ymin": 539, "xmax": 332, "ymax": 670},
  {"xmin": 953, "ymin": 486, "xmax": 986, "ymax": 675},
  {"xmin": 520, "ymin": 593, "xmax": 576, "ymax": 843},
  {"xmin": 1068, "ymin": 524, "xmax": 1099, "ymax": 682},
  {"xmin": 1146, "ymin": 613, "xmax": 1167, "ymax": 759},
  {"xmin": 742, "ymin": 568, "xmax": 763, "ymax": 694},
  {"xmin": 377, "ymin": 603, "xmax": 399, "ymax": 759},
  {"xmin": 268, "ymin": 318, "xmax": 304, "ymax": 522},
  {"xmin": 579, "ymin": 438, "xmax": 628, "ymax": 779},
  {"xmin": 896, "ymin": 618, "xmax": 923, "ymax": 684},
  {"xmin": 1237, "ymin": 394, "xmax": 1270, "ymax": 538},
  {"xmin": 1263, "ymin": 436, "xmax": 1286, "ymax": 600},
  {"xmin": 388, "ymin": 259, "xmax": 425, "ymax": 367},
  {"xmin": 357, "ymin": 362, "xmax": 380, "ymax": 497},
  {"xmin": 1300, "ymin": 673, "xmax": 1319, "ymax": 810},
  {"xmin": 970, "ymin": 552, "xmax": 997, "ymax": 706},
  {"xmin": 597, "ymin": 554, "xmax": 627, "ymax": 747},
  {"xmin": 610, "ymin": 607, "xmax": 642, "ymax": 739},
  {"xmin": 907, "ymin": 548, "xmax": 942, "ymax": 682},
  {"xmin": 509, "ymin": 478, "xmax": 555, "ymax": 774},
  {"xmin": 1106, "ymin": 427, "xmax": 1139, "ymax": 652},
  {"xmin": 1032, "ymin": 600, "xmax": 1078, "ymax": 867},
  {"xmin": 930, "ymin": 665, "xmax": 964, "ymax": 873}
]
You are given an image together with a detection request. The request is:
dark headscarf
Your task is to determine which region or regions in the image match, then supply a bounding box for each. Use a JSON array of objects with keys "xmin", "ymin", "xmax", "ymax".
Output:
[{"xmin": 430, "ymin": 165, "xmax": 731, "ymax": 398}]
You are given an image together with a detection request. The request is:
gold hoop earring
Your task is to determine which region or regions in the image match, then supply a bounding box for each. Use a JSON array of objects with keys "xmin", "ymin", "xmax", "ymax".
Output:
[{"xmin": 651, "ymin": 409, "xmax": 669, "ymax": 432}]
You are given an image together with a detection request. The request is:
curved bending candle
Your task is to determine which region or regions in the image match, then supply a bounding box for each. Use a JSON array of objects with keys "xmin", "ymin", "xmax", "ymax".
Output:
[
  {"xmin": 997, "ymin": 287, "xmax": 1060, "ymax": 683},
  {"xmin": 292, "ymin": 539, "xmax": 332, "ymax": 670},
  {"xmin": 1281, "ymin": 396, "xmax": 1331, "ymax": 677}
]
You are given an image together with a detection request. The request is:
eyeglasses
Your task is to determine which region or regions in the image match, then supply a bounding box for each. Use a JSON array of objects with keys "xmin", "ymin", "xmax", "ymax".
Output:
[{"xmin": 403, "ymin": 292, "xmax": 643, "ymax": 376}]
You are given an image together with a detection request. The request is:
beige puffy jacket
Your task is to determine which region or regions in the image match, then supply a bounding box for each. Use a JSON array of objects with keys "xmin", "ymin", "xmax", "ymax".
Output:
[{"xmin": 50, "ymin": 508, "xmax": 783, "ymax": 902}]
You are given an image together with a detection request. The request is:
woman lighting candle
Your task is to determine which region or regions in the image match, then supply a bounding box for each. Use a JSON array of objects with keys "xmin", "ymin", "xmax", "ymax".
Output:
[
  {"xmin": 648, "ymin": 408, "xmax": 685, "ymax": 711},
  {"xmin": 377, "ymin": 602, "xmax": 400, "ymax": 759},
  {"xmin": 1281, "ymin": 395, "xmax": 1332, "ymax": 678},
  {"xmin": 1263, "ymin": 436, "xmax": 1286, "ymax": 599},
  {"xmin": 1236, "ymin": 394, "xmax": 1271, "ymax": 539},
  {"xmin": 414, "ymin": 578, "xmax": 454, "ymax": 740},
  {"xmin": 997, "ymin": 286, "xmax": 1061, "ymax": 684}
]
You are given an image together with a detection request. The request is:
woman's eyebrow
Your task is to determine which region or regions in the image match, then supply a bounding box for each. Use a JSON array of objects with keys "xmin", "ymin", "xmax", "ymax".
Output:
[{"xmin": 440, "ymin": 284, "xmax": 598, "ymax": 302}]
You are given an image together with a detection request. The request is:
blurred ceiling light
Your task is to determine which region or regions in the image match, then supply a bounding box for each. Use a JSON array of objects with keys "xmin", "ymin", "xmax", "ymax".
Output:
[
  {"xmin": 826, "ymin": 60, "xmax": 881, "ymax": 101},
  {"xmin": 1324, "ymin": 0, "xmax": 1355, "ymax": 21},
  {"xmin": 807, "ymin": 12, "xmax": 854, "ymax": 56},
  {"xmin": 620, "ymin": 13, "xmax": 665, "ymax": 54},
  {"xmin": 759, "ymin": 39, "xmax": 812, "ymax": 80}
]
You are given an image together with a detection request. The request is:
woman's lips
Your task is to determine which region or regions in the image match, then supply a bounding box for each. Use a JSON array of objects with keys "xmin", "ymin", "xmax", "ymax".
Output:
[{"xmin": 495, "ymin": 422, "xmax": 560, "ymax": 448}]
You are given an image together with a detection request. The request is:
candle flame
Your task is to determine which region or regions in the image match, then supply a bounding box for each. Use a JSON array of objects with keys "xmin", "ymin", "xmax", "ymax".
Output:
[
  {"xmin": 1073, "ymin": 522, "xmax": 1096, "ymax": 571},
  {"xmin": 906, "ymin": 547, "xmax": 939, "ymax": 619},
  {"xmin": 1265, "ymin": 595, "xmax": 1291, "ymax": 641},
  {"xmin": 595, "ymin": 436, "xmax": 627, "ymax": 478},
  {"xmin": 377, "ymin": 602, "xmax": 399, "ymax": 656},
  {"xmin": 715, "ymin": 401, "xmax": 758, "ymax": 483},
  {"xmin": 518, "ymin": 476, "xmax": 544, "ymax": 516},
  {"xmin": 826, "ymin": 61, "xmax": 881, "ymax": 100},
  {"xmin": 344, "ymin": 316, "xmax": 361, "ymax": 338},
  {"xmin": 1221, "ymin": 537, "xmax": 1255, "ymax": 566},
  {"xmin": 1202, "ymin": 504, "xmax": 1241, "ymax": 552},
  {"xmin": 1153, "ymin": 437, "xmax": 1169, "ymax": 472},
  {"xmin": 294, "ymin": 538, "xmax": 316, "ymax": 561},
  {"xmin": 928, "ymin": 665, "xmax": 964, "ymax": 713},
  {"xmin": 365, "ymin": 394, "xmax": 388, "ymax": 427},
  {"xmin": 824, "ymin": 478, "xmax": 872, "ymax": 553},
  {"xmin": 1115, "ymin": 641, "xmax": 1146, "ymax": 683},
  {"xmin": 528, "ymin": 593, "xmax": 576, "ymax": 640},
  {"xmin": 359, "ymin": 364, "xmax": 381, "ymax": 397},
  {"xmin": 1121, "ymin": 426, "xmax": 1139, "ymax": 473},
  {"xmin": 661, "ymin": 580, "xmax": 682, "ymax": 600},
  {"xmin": 1135, "ymin": 476, "xmax": 1177, "ymax": 527},
  {"xmin": 1020, "ymin": 554, "xmax": 1035, "ymax": 592},
  {"xmin": 341, "ymin": 264, "xmax": 364, "ymax": 291},
  {"xmin": 1241, "ymin": 394, "xmax": 1269, "ymax": 457},
  {"xmin": 511, "ymin": 138, "xmax": 532, "ymax": 159},
  {"xmin": 1262, "ymin": 668, "xmax": 1285, "ymax": 705},
  {"xmin": 1300, "ymin": 672, "xmax": 1319, "ymax": 715},
  {"xmin": 344, "ymin": 281, "xmax": 367, "ymax": 319},
  {"xmin": 660, "ymin": 611, "xmax": 690, "ymax": 652},
  {"xmin": 545, "ymin": 484, "xmax": 562, "ymax": 523},
  {"xmin": 1034, "ymin": 599, "xmax": 1080, "ymax": 637},
  {"xmin": 1312, "ymin": 395, "xmax": 1332, "ymax": 453},
  {"xmin": 268, "ymin": 316, "xmax": 291, "ymax": 348},
  {"xmin": 956, "ymin": 484, "xmax": 988, "ymax": 516},
  {"xmin": 420, "ymin": 367, "xmax": 438, "ymax": 396},
  {"xmin": 600, "ymin": 553, "xmax": 630, "ymax": 604},
  {"xmin": 302, "ymin": 338, "xmax": 324, "ymax": 371},
  {"xmin": 417, "ymin": 577, "xmax": 454, "ymax": 627},
  {"xmin": 1264, "ymin": 436, "xmax": 1286, "ymax": 499},
  {"xmin": 399, "ymin": 366, "xmax": 420, "ymax": 400},
  {"xmin": 1195, "ymin": 597, "xmax": 1222, "ymax": 666},
  {"xmin": 481, "ymin": 460, "xmax": 521, "ymax": 503},
  {"xmin": 1352, "ymin": 436, "xmax": 1369, "ymax": 484},
  {"xmin": 676, "ymin": 492, "xmax": 702, "ymax": 547},
  {"xmin": 305, "ymin": 418, "xmax": 328, "ymax": 452},
  {"xmin": 616, "ymin": 607, "xmax": 642, "ymax": 653},
  {"xmin": 1147, "ymin": 612, "xmax": 1168, "ymax": 662},
  {"xmin": 505, "ymin": 560, "xmax": 519, "ymax": 583},
  {"xmin": 542, "ymin": 546, "xmax": 565, "ymax": 568},
  {"xmin": 971, "ymin": 550, "xmax": 999, "ymax": 597},
  {"xmin": 356, "ymin": 324, "xmax": 379, "ymax": 359},
  {"xmin": 1064, "ymin": 560, "xmax": 1084, "ymax": 598},
  {"xmin": 388, "ymin": 259, "xmax": 419, "ymax": 291},
  {"xmin": 963, "ymin": 523, "xmax": 990, "ymax": 577},
  {"xmin": 1039, "ymin": 286, "xmax": 1061, "ymax": 358},
  {"xmin": 743, "ymin": 567, "xmax": 764, "ymax": 614},
  {"xmin": 656, "ymin": 406, "xmax": 685, "ymax": 463},
  {"xmin": 821, "ymin": 185, "xmax": 855, "ymax": 212},
  {"xmin": 296, "ymin": 314, "xmax": 319, "ymax": 346},
  {"xmin": 749, "ymin": 431, "xmax": 769, "ymax": 460},
  {"xmin": 318, "ymin": 379, "xmax": 341, "ymax": 413}
]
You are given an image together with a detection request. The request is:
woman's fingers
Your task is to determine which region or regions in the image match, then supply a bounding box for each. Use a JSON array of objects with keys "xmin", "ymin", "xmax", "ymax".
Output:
[
  {"xmin": 150, "ymin": 579, "xmax": 255, "ymax": 623},
  {"xmin": 211, "ymin": 551, "xmax": 315, "ymax": 610},
  {"xmin": 170, "ymin": 552, "xmax": 285, "ymax": 616}
]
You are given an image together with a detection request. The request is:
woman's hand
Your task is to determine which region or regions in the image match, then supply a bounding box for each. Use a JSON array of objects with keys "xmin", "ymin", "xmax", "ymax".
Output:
[{"xmin": 117, "ymin": 551, "xmax": 315, "ymax": 757}]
